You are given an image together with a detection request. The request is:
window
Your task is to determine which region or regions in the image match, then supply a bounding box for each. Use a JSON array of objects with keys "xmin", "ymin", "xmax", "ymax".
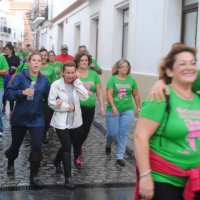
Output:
[
  {"xmin": 122, "ymin": 9, "xmax": 129, "ymax": 59},
  {"xmin": 184, "ymin": 0, "xmax": 198, "ymax": 6},
  {"xmin": 182, "ymin": 1, "xmax": 198, "ymax": 46},
  {"xmin": 74, "ymin": 24, "xmax": 80, "ymax": 52}
]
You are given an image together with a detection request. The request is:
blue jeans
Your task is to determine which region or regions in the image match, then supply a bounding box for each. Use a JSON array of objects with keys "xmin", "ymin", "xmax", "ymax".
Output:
[
  {"xmin": 0, "ymin": 88, "xmax": 4, "ymax": 132},
  {"xmin": 106, "ymin": 110, "xmax": 134, "ymax": 160}
]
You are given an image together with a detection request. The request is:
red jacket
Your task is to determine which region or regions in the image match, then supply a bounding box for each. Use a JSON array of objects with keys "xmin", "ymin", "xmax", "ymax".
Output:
[{"xmin": 134, "ymin": 150, "xmax": 200, "ymax": 200}]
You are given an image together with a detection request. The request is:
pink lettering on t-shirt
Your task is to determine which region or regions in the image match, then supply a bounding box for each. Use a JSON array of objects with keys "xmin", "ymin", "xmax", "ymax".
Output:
[
  {"xmin": 118, "ymin": 89, "xmax": 126, "ymax": 99},
  {"xmin": 185, "ymin": 119, "xmax": 200, "ymax": 151}
]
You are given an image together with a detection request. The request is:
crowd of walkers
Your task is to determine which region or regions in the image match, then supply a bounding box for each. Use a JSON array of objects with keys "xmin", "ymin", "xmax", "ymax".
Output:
[
  {"xmin": 0, "ymin": 42, "xmax": 139, "ymax": 190},
  {"xmin": 1, "ymin": 41, "xmax": 200, "ymax": 199}
]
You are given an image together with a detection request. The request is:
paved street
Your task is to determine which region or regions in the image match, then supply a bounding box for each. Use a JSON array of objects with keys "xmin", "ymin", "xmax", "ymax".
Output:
[{"xmin": 0, "ymin": 108, "xmax": 136, "ymax": 199}]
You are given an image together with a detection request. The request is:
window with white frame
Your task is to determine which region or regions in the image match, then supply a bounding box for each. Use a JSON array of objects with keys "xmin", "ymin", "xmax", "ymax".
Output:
[
  {"xmin": 122, "ymin": 9, "xmax": 129, "ymax": 59},
  {"xmin": 182, "ymin": 0, "xmax": 198, "ymax": 46}
]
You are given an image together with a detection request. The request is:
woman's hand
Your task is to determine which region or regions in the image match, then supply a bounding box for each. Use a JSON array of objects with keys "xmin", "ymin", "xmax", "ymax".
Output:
[
  {"xmin": 69, "ymin": 104, "xmax": 75, "ymax": 112},
  {"xmin": 139, "ymin": 174, "xmax": 154, "ymax": 200},
  {"xmin": 100, "ymin": 106, "xmax": 105, "ymax": 117},
  {"xmin": 74, "ymin": 71, "xmax": 80, "ymax": 80},
  {"xmin": 112, "ymin": 106, "xmax": 119, "ymax": 115},
  {"xmin": 56, "ymin": 98, "xmax": 63, "ymax": 109},
  {"xmin": 148, "ymin": 80, "xmax": 169, "ymax": 102},
  {"xmin": 22, "ymin": 88, "xmax": 34, "ymax": 96}
]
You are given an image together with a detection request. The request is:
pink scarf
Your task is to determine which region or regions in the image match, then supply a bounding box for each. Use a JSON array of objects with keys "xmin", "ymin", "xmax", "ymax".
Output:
[{"xmin": 134, "ymin": 150, "xmax": 200, "ymax": 200}]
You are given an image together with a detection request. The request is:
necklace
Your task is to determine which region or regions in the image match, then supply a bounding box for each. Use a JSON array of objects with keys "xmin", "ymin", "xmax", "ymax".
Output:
[{"xmin": 173, "ymin": 88, "xmax": 193, "ymax": 100}]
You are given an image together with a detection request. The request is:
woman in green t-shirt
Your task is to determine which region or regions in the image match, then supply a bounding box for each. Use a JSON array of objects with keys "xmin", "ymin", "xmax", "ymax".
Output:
[
  {"xmin": 134, "ymin": 45, "xmax": 200, "ymax": 200},
  {"xmin": 106, "ymin": 59, "xmax": 140, "ymax": 167},
  {"xmin": 48, "ymin": 50, "xmax": 63, "ymax": 80}
]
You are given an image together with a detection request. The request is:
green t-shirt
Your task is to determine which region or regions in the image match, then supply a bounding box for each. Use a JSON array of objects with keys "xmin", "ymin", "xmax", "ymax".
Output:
[
  {"xmin": 30, "ymin": 75, "xmax": 37, "ymax": 82},
  {"xmin": 0, "ymin": 55, "xmax": 9, "ymax": 88},
  {"xmin": 192, "ymin": 69, "xmax": 200, "ymax": 92},
  {"xmin": 48, "ymin": 61, "xmax": 63, "ymax": 80},
  {"xmin": 80, "ymin": 69, "xmax": 101, "ymax": 107},
  {"xmin": 22, "ymin": 50, "xmax": 28, "ymax": 58},
  {"xmin": 106, "ymin": 75, "xmax": 138, "ymax": 112},
  {"xmin": 140, "ymin": 84, "xmax": 200, "ymax": 187},
  {"xmin": 40, "ymin": 64, "xmax": 57, "ymax": 84},
  {"xmin": 16, "ymin": 63, "xmax": 29, "ymax": 73}
]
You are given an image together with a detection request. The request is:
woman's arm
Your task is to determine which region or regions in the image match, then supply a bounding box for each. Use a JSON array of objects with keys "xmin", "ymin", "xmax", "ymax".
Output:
[
  {"xmin": 133, "ymin": 117, "xmax": 160, "ymax": 200},
  {"xmin": 96, "ymin": 84, "xmax": 105, "ymax": 117},
  {"xmin": 106, "ymin": 88, "xmax": 118, "ymax": 115},
  {"xmin": 48, "ymin": 82, "xmax": 71, "ymax": 112},
  {"xmin": 5, "ymin": 74, "xmax": 26, "ymax": 101},
  {"xmin": 132, "ymin": 88, "xmax": 141, "ymax": 109}
]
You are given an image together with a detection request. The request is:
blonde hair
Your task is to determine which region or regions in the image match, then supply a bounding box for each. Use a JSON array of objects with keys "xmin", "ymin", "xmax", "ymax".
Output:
[{"xmin": 112, "ymin": 59, "xmax": 131, "ymax": 75}]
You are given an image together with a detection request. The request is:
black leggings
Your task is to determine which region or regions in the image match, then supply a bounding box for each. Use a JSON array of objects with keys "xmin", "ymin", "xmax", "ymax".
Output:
[
  {"xmin": 56, "ymin": 126, "xmax": 85, "ymax": 159},
  {"xmin": 153, "ymin": 182, "xmax": 200, "ymax": 200},
  {"xmin": 5, "ymin": 126, "xmax": 44, "ymax": 161},
  {"xmin": 81, "ymin": 106, "xmax": 95, "ymax": 145}
]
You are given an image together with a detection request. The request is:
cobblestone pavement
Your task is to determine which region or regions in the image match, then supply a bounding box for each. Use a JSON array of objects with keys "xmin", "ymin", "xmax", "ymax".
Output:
[{"xmin": 0, "ymin": 110, "xmax": 136, "ymax": 188}]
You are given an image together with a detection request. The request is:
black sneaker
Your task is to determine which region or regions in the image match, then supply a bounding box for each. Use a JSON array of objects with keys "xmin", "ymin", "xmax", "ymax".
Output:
[
  {"xmin": 116, "ymin": 159, "xmax": 125, "ymax": 167},
  {"xmin": 105, "ymin": 147, "xmax": 111, "ymax": 155}
]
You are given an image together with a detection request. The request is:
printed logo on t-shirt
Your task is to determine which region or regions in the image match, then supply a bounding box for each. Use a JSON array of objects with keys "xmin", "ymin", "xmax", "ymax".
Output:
[
  {"xmin": 83, "ymin": 81, "xmax": 93, "ymax": 94},
  {"xmin": 177, "ymin": 107, "xmax": 200, "ymax": 151},
  {"xmin": 116, "ymin": 83, "xmax": 130, "ymax": 99}
]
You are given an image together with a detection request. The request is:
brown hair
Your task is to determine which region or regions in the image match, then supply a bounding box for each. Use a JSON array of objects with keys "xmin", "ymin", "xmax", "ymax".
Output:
[
  {"xmin": 63, "ymin": 61, "xmax": 76, "ymax": 72},
  {"xmin": 159, "ymin": 45, "xmax": 196, "ymax": 84},
  {"xmin": 112, "ymin": 59, "xmax": 131, "ymax": 75},
  {"xmin": 28, "ymin": 53, "xmax": 42, "ymax": 62},
  {"xmin": 74, "ymin": 52, "xmax": 92, "ymax": 68}
]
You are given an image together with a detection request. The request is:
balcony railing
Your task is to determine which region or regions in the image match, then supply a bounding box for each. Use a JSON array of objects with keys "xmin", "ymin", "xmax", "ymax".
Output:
[{"xmin": 0, "ymin": 26, "xmax": 11, "ymax": 34}]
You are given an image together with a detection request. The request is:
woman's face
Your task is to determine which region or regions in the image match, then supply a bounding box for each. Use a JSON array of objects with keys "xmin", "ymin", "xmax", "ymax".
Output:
[
  {"xmin": 169, "ymin": 52, "xmax": 197, "ymax": 85},
  {"xmin": 78, "ymin": 55, "xmax": 89, "ymax": 69},
  {"xmin": 63, "ymin": 66, "xmax": 76, "ymax": 84},
  {"xmin": 29, "ymin": 55, "xmax": 42, "ymax": 74},
  {"xmin": 117, "ymin": 62, "xmax": 129, "ymax": 76},
  {"xmin": 40, "ymin": 51, "xmax": 48, "ymax": 64},
  {"xmin": 48, "ymin": 52, "xmax": 56, "ymax": 62},
  {"xmin": 4, "ymin": 47, "xmax": 12, "ymax": 56}
]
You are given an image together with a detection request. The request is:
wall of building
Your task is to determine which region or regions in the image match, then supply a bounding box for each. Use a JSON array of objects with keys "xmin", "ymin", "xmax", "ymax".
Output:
[{"xmin": 38, "ymin": 0, "xmax": 189, "ymax": 101}]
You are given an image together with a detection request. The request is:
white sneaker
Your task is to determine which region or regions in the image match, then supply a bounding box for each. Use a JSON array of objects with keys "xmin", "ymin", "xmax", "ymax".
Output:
[{"xmin": 0, "ymin": 132, "xmax": 3, "ymax": 138}]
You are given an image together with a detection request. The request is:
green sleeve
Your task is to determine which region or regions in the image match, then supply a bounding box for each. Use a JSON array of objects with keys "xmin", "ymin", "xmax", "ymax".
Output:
[
  {"xmin": 140, "ymin": 99, "xmax": 166, "ymax": 123},
  {"xmin": 16, "ymin": 63, "xmax": 23, "ymax": 73},
  {"xmin": 106, "ymin": 76, "xmax": 114, "ymax": 89},
  {"xmin": 0, "ymin": 56, "xmax": 9, "ymax": 69},
  {"xmin": 192, "ymin": 69, "xmax": 200, "ymax": 92},
  {"xmin": 130, "ymin": 76, "xmax": 138, "ymax": 89},
  {"xmin": 92, "ymin": 59, "xmax": 101, "ymax": 69}
]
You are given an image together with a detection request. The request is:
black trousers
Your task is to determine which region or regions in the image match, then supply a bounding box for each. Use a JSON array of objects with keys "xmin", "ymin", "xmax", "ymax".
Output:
[
  {"xmin": 43, "ymin": 104, "xmax": 54, "ymax": 138},
  {"xmin": 80, "ymin": 106, "xmax": 95, "ymax": 145},
  {"xmin": 5, "ymin": 126, "xmax": 44, "ymax": 162},
  {"xmin": 56, "ymin": 126, "xmax": 85, "ymax": 160},
  {"xmin": 153, "ymin": 182, "xmax": 200, "ymax": 200}
]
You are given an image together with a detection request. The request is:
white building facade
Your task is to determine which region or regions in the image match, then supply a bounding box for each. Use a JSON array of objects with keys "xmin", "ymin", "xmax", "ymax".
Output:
[
  {"xmin": 35, "ymin": 0, "xmax": 199, "ymax": 99},
  {"xmin": 0, "ymin": 0, "xmax": 24, "ymax": 48}
]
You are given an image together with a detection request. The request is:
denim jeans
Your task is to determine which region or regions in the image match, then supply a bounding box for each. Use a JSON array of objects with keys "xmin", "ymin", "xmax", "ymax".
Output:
[
  {"xmin": 106, "ymin": 110, "xmax": 134, "ymax": 160},
  {"xmin": 0, "ymin": 88, "xmax": 4, "ymax": 132}
]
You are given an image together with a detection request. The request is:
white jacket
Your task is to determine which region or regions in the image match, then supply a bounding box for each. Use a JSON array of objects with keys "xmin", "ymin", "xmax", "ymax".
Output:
[{"xmin": 48, "ymin": 78, "xmax": 88, "ymax": 129}]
